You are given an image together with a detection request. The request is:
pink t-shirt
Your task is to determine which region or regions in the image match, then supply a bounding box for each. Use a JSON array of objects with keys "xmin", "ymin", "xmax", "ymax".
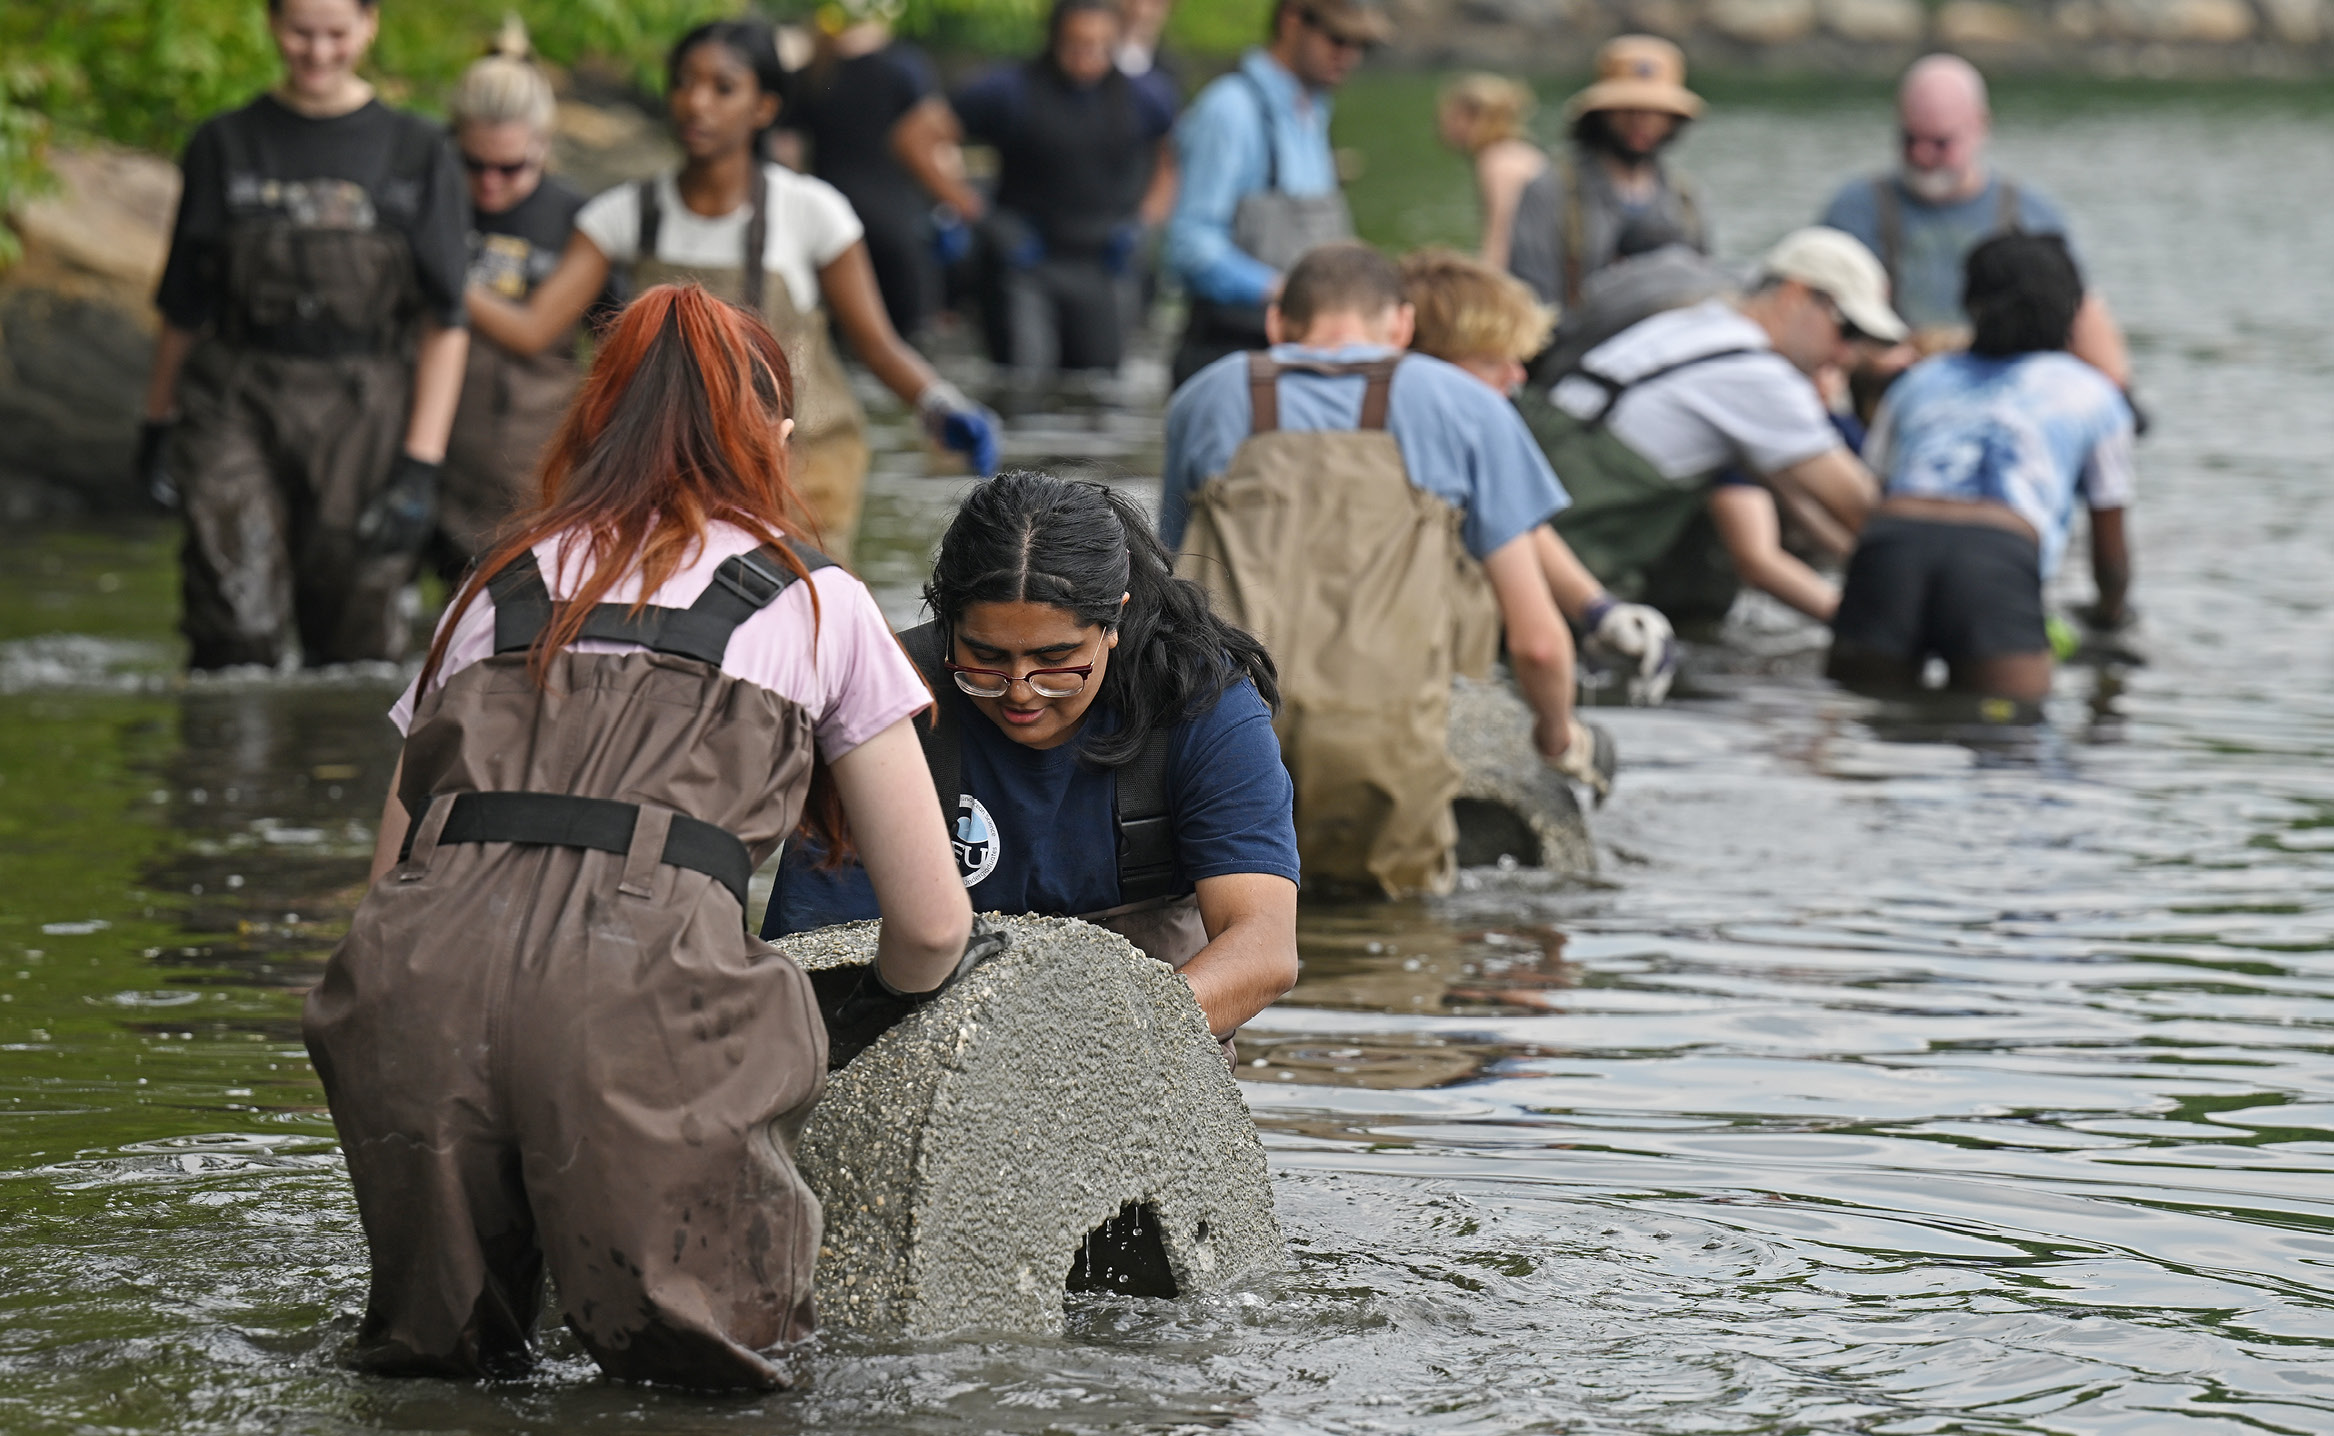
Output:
[{"xmin": 390, "ymin": 522, "xmax": 928, "ymax": 761}]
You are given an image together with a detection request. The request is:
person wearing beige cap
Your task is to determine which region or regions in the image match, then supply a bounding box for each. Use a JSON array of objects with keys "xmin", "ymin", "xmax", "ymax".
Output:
[
  {"xmin": 1521, "ymin": 226, "xmax": 1899, "ymax": 629},
  {"xmin": 1507, "ymin": 35, "xmax": 1708, "ymax": 313}
]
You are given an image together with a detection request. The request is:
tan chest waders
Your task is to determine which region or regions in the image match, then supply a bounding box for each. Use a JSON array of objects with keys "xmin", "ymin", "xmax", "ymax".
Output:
[
  {"xmin": 1176, "ymin": 355, "xmax": 1498, "ymax": 899},
  {"xmin": 169, "ymin": 109, "xmax": 434, "ymax": 669},
  {"xmin": 302, "ymin": 541, "xmax": 841, "ymax": 1390},
  {"xmin": 437, "ymin": 301, "xmax": 578, "ymax": 567},
  {"xmin": 633, "ymin": 170, "xmax": 872, "ymax": 563}
]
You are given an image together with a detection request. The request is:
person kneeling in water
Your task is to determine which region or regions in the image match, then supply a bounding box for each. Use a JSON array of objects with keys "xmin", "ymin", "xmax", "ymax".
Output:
[
  {"xmin": 1400, "ymin": 247, "xmax": 1677, "ymax": 704},
  {"xmin": 769, "ymin": 470, "xmax": 1301, "ymax": 1049},
  {"xmin": 304, "ymin": 285, "xmax": 974, "ymax": 1389},
  {"xmin": 1828, "ymin": 233, "xmax": 2134, "ymax": 703}
]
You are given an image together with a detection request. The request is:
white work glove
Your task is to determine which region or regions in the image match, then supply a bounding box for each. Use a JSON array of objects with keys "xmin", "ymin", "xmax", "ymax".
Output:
[
  {"xmin": 1582, "ymin": 595, "xmax": 1677, "ymax": 706},
  {"xmin": 1547, "ymin": 715, "xmax": 1616, "ymax": 806}
]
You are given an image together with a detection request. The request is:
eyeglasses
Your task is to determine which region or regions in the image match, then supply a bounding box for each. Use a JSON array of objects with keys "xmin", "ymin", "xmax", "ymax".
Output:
[
  {"xmin": 460, "ymin": 152, "xmax": 539, "ymax": 179},
  {"xmin": 943, "ymin": 632, "xmax": 1103, "ymax": 700}
]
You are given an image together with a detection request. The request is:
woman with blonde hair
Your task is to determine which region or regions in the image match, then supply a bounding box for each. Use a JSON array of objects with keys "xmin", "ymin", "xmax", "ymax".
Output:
[
  {"xmin": 441, "ymin": 18, "xmax": 594, "ymax": 573},
  {"xmin": 1435, "ymin": 73, "xmax": 1547, "ymax": 271}
]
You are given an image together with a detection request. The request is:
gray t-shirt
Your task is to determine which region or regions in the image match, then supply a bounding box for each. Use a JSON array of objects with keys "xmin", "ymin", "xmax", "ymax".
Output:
[{"xmin": 1551, "ymin": 300, "xmax": 1841, "ymax": 484}]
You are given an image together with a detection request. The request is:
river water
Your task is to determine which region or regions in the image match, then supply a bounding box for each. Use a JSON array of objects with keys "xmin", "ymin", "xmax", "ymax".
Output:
[{"xmin": 5, "ymin": 76, "xmax": 2333, "ymax": 1434}]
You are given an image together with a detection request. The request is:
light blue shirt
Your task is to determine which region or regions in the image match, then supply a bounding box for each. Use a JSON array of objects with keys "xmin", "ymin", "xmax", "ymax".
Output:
[
  {"xmin": 1820, "ymin": 174, "xmax": 2075, "ymax": 331},
  {"xmin": 1868, "ymin": 350, "xmax": 2136, "ymax": 578},
  {"xmin": 1164, "ymin": 51, "xmax": 1341, "ymax": 306},
  {"xmin": 1160, "ymin": 344, "xmax": 1570, "ymax": 561}
]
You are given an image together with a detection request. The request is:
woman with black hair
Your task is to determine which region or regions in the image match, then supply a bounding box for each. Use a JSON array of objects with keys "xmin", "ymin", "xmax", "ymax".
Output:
[
  {"xmin": 467, "ymin": 16, "xmax": 997, "ymax": 564},
  {"xmin": 767, "ymin": 470, "xmax": 1300, "ymax": 1044},
  {"xmin": 943, "ymin": 0, "xmax": 1179, "ymax": 374},
  {"xmin": 1828, "ymin": 233, "xmax": 2137, "ymax": 703}
]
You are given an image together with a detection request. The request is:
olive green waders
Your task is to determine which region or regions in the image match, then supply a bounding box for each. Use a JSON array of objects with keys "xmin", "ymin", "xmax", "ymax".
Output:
[
  {"xmin": 303, "ymin": 542, "xmax": 836, "ymax": 1390},
  {"xmin": 634, "ymin": 172, "xmax": 873, "ymax": 563},
  {"xmin": 1176, "ymin": 355, "xmax": 1498, "ymax": 898}
]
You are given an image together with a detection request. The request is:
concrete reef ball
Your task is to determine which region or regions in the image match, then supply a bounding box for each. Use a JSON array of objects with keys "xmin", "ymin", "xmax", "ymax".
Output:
[
  {"xmin": 787, "ymin": 914, "xmax": 1287, "ymax": 1338},
  {"xmin": 1449, "ymin": 674, "xmax": 1597, "ymax": 877}
]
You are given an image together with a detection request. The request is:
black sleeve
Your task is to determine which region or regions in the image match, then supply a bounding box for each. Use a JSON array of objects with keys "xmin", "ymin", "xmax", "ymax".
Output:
[
  {"xmin": 402, "ymin": 124, "xmax": 472, "ymax": 328},
  {"xmin": 155, "ymin": 120, "xmax": 229, "ymax": 330}
]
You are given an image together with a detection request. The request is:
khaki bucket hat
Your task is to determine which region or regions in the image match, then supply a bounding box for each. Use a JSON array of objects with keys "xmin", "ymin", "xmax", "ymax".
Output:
[{"xmin": 1564, "ymin": 35, "xmax": 1705, "ymax": 121}]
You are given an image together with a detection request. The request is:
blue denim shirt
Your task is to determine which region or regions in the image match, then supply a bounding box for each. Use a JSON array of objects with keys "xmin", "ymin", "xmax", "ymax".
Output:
[{"xmin": 1164, "ymin": 51, "xmax": 1341, "ymax": 306}]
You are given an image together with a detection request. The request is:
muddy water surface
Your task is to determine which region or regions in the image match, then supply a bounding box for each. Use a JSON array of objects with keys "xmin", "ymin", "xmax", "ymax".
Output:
[{"xmin": 4, "ymin": 79, "xmax": 2334, "ymax": 1433}]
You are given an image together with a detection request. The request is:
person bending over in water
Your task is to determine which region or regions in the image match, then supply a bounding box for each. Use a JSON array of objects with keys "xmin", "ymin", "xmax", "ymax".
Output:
[
  {"xmin": 1828, "ymin": 233, "xmax": 2134, "ymax": 704},
  {"xmin": 304, "ymin": 285, "xmax": 976, "ymax": 1389},
  {"xmin": 467, "ymin": 17, "xmax": 998, "ymax": 565},
  {"xmin": 1433, "ymin": 74, "xmax": 1546, "ymax": 274},
  {"xmin": 1400, "ymin": 246, "xmax": 1677, "ymax": 704},
  {"xmin": 769, "ymin": 470, "xmax": 1300, "ymax": 1049}
]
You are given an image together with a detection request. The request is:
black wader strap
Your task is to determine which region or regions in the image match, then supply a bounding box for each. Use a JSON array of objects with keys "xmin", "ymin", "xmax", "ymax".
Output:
[
  {"xmin": 742, "ymin": 163, "xmax": 769, "ymax": 314},
  {"xmin": 897, "ymin": 618, "xmax": 1180, "ymax": 904},
  {"xmin": 637, "ymin": 178, "xmax": 662, "ymax": 263},
  {"xmin": 1996, "ymin": 178, "xmax": 2021, "ymax": 235},
  {"xmin": 1561, "ymin": 150, "xmax": 1586, "ymax": 308},
  {"xmin": 1576, "ymin": 346, "xmax": 1759, "ymax": 429},
  {"xmin": 1246, "ymin": 352, "xmax": 1401, "ymax": 434},
  {"xmin": 1872, "ymin": 176, "xmax": 1900, "ymax": 298},
  {"xmin": 398, "ymin": 791, "xmax": 753, "ymax": 909},
  {"xmin": 1238, "ymin": 71, "xmax": 1282, "ymax": 193},
  {"xmin": 486, "ymin": 540, "xmax": 835, "ymax": 664}
]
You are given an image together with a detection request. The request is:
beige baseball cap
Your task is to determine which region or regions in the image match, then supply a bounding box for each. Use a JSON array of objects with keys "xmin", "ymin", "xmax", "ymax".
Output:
[{"xmin": 1758, "ymin": 227, "xmax": 1907, "ymax": 343}]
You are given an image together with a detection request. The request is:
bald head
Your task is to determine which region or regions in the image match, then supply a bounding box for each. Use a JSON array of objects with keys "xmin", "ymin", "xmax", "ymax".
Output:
[{"xmin": 1896, "ymin": 54, "xmax": 1990, "ymax": 202}]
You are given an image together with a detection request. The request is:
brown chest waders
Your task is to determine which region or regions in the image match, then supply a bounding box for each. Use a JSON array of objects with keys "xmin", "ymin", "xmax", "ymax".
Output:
[
  {"xmin": 437, "ymin": 334, "xmax": 578, "ymax": 571},
  {"xmin": 170, "ymin": 112, "xmax": 435, "ymax": 669},
  {"xmin": 1175, "ymin": 354, "xmax": 1498, "ymax": 899},
  {"xmin": 632, "ymin": 171, "xmax": 872, "ymax": 564},
  {"xmin": 301, "ymin": 540, "xmax": 848, "ymax": 1391}
]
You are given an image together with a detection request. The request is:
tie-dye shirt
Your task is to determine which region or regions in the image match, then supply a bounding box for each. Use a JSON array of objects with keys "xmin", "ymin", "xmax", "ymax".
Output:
[{"xmin": 1866, "ymin": 351, "xmax": 2136, "ymax": 577}]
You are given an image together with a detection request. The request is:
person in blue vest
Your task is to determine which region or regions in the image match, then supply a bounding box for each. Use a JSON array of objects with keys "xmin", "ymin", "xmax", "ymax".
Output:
[
  {"xmin": 945, "ymin": 0, "xmax": 1179, "ymax": 374},
  {"xmin": 766, "ymin": 470, "xmax": 1300, "ymax": 1046}
]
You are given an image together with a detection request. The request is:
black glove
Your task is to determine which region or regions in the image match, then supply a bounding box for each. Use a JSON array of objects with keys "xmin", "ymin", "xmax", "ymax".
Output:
[
  {"xmin": 353, "ymin": 453, "xmax": 441, "ymax": 556},
  {"xmin": 821, "ymin": 918, "xmax": 1010, "ymax": 1071},
  {"xmin": 136, "ymin": 419, "xmax": 178, "ymax": 511}
]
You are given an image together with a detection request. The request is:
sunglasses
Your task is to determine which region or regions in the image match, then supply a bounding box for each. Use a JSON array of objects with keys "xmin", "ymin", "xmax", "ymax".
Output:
[
  {"xmin": 460, "ymin": 152, "xmax": 538, "ymax": 179},
  {"xmin": 1300, "ymin": 10, "xmax": 1373, "ymax": 50},
  {"xmin": 1813, "ymin": 289, "xmax": 1876, "ymax": 346}
]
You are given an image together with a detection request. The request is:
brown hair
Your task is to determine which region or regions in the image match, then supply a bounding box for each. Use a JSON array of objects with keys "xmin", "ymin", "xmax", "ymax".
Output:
[
  {"xmin": 1400, "ymin": 246, "xmax": 1555, "ymax": 364},
  {"xmin": 1276, "ymin": 242, "xmax": 1405, "ymax": 332}
]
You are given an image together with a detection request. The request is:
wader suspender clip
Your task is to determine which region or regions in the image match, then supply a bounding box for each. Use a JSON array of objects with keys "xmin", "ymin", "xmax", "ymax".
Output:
[
  {"xmin": 409, "ymin": 540, "xmax": 836, "ymax": 908},
  {"xmin": 1871, "ymin": 176, "xmax": 2022, "ymax": 298},
  {"xmin": 899, "ymin": 621, "xmax": 1181, "ymax": 906},
  {"xmin": 1245, "ymin": 351, "xmax": 1398, "ymax": 434},
  {"xmin": 638, "ymin": 166, "xmax": 771, "ymax": 312},
  {"xmin": 1573, "ymin": 345, "xmax": 1758, "ymax": 430},
  {"xmin": 1237, "ymin": 72, "xmax": 1285, "ymax": 196}
]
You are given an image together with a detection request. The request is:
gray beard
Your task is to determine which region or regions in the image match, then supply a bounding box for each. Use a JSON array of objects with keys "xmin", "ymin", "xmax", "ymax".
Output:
[{"xmin": 1900, "ymin": 164, "xmax": 1969, "ymax": 203}]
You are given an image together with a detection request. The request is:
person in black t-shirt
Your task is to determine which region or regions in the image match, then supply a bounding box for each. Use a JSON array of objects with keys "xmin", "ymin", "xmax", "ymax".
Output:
[
  {"xmin": 437, "ymin": 30, "xmax": 588, "ymax": 578},
  {"xmin": 947, "ymin": 0, "xmax": 1178, "ymax": 374},
  {"xmin": 140, "ymin": 0, "xmax": 470, "ymax": 670}
]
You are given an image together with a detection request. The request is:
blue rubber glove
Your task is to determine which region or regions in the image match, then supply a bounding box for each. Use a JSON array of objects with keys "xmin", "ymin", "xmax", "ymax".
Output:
[
  {"xmin": 918, "ymin": 380, "xmax": 1001, "ymax": 477},
  {"xmin": 1101, "ymin": 220, "xmax": 1143, "ymax": 276},
  {"xmin": 931, "ymin": 205, "xmax": 974, "ymax": 268}
]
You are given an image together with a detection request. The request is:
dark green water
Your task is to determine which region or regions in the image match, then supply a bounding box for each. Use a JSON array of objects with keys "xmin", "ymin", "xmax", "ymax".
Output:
[{"xmin": 6, "ymin": 74, "xmax": 2334, "ymax": 1433}]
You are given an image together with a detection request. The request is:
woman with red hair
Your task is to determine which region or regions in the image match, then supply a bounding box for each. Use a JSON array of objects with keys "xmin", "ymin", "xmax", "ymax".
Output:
[{"xmin": 302, "ymin": 284, "xmax": 973, "ymax": 1389}]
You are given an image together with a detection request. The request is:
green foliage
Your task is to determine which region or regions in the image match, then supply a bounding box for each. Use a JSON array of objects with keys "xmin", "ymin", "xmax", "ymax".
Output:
[{"xmin": 1164, "ymin": 0, "xmax": 1271, "ymax": 58}]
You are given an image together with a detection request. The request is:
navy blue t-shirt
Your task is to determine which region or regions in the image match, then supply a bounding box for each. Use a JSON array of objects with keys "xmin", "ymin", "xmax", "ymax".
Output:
[{"xmin": 763, "ymin": 676, "xmax": 1298, "ymax": 938}]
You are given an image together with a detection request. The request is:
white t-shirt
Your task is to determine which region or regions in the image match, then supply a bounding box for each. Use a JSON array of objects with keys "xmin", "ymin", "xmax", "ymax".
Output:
[
  {"xmin": 575, "ymin": 164, "xmax": 864, "ymax": 315},
  {"xmin": 1553, "ymin": 299, "xmax": 1841, "ymax": 483}
]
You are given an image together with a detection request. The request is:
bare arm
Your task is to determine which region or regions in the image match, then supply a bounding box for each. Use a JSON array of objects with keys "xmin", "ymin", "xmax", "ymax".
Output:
[
  {"xmin": 1484, "ymin": 531, "xmax": 1575, "ymax": 759},
  {"xmin": 368, "ymin": 754, "xmax": 410, "ymax": 883},
  {"xmin": 142, "ymin": 324, "xmax": 199, "ymax": 422},
  {"xmin": 1763, "ymin": 445, "xmax": 1878, "ymax": 540},
  {"xmin": 889, "ymin": 95, "xmax": 985, "ymax": 218},
  {"xmin": 819, "ymin": 242, "xmax": 943, "ymax": 406},
  {"xmin": 2088, "ymin": 505, "xmax": 2131, "ymax": 624},
  {"xmin": 1708, "ymin": 485, "xmax": 1840, "ymax": 621},
  {"xmin": 465, "ymin": 230, "xmax": 612, "ymax": 358},
  {"xmin": 402, "ymin": 320, "xmax": 470, "ymax": 462},
  {"xmin": 1476, "ymin": 141, "xmax": 1545, "ymax": 273},
  {"xmin": 1183, "ymin": 872, "xmax": 1299, "ymax": 1037},
  {"xmin": 1531, "ymin": 523, "xmax": 1607, "ymax": 624},
  {"xmin": 827, "ymin": 716, "xmax": 974, "ymax": 992},
  {"xmin": 1138, "ymin": 138, "xmax": 1178, "ymax": 228},
  {"xmin": 2070, "ymin": 291, "xmax": 2132, "ymax": 390}
]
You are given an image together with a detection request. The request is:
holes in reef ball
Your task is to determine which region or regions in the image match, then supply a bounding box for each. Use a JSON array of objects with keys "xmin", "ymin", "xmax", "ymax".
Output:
[
  {"xmin": 1066, "ymin": 1200, "xmax": 1178, "ymax": 1299},
  {"xmin": 1452, "ymin": 798, "xmax": 1541, "ymax": 869}
]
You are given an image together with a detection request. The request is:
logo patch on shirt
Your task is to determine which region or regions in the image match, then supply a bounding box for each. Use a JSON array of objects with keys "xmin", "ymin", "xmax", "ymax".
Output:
[{"xmin": 953, "ymin": 794, "xmax": 999, "ymax": 888}]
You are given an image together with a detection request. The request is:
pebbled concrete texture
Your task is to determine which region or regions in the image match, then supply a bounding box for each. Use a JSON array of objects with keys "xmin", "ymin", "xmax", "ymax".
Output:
[
  {"xmin": 786, "ymin": 914, "xmax": 1286, "ymax": 1338},
  {"xmin": 1448, "ymin": 675, "xmax": 1597, "ymax": 878}
]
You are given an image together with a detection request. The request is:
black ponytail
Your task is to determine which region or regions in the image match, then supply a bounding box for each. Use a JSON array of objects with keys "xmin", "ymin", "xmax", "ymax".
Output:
[{"xmin": 924, "ymin": 470, "xmax": 1280, "ymax": 769}]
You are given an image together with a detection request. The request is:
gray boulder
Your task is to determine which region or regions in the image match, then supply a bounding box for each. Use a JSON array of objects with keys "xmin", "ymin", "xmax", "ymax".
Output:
[{"xmin": 787, "ymin": 914, "xmax": 1285, "ymax": 1338}]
